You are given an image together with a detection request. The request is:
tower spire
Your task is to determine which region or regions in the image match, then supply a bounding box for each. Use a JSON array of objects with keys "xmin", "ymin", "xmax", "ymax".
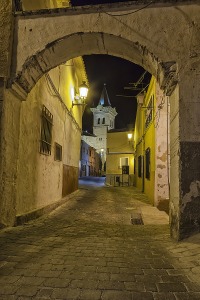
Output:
[{"xmin": 98, "ymin": 84, "xmax": 111, "ymax": 106}]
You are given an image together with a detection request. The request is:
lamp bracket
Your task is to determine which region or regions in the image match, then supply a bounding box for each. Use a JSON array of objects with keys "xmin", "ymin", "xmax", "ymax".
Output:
[{"xmin": 72, "ymin": 102, "xmax": 86, "ymax": 108}]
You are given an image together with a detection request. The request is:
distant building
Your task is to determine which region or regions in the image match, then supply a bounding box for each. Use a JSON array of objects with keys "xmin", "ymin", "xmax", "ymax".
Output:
[
  {"xmin": 106, "ymin": 129, "xmax": 134, "ymax": 186},
  {"xmin": 80, "ymin": 140, "xmax": 101, "ymax": 177},
  {"xmin": 80, "ymin": 140, "xmax": 90, "ymax": 177},
  {"xmin": 81, "ymin": 131, "xmax": 97, "ymax": 149},
  {"xmin": 83, "ymin": 84, "xmax": 117, "ymax": 172}
]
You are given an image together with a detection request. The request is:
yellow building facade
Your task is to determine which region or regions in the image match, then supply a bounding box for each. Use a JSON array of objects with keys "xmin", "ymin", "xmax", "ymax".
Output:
[
  {"xmin": 134, "ymin": 76, "xmax": 170, "ymax": 212},
  {"xmin": 106, "ymin": 129, "xmax": 134, "ymax": 186},
  {"xmin": 21, "ymin": 0, "xmax": 71, "ymax": 11},
  {"xmin": 15, "ymin": 57, "xmax": 88, "ymax": 224}
]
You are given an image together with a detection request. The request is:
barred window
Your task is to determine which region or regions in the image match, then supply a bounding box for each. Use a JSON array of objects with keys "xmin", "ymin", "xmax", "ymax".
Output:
[
  {"xmin": 40, "ymin": 105, "xmax": 53, "ymax": 155},
  {"xmin": 145, "ymin": 148, "xmax": 151, "ymax": 180}
]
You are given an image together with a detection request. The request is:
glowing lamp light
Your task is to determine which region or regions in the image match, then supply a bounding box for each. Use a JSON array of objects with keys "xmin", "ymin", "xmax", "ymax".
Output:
[
  {"xmin": 128, "ymin": 133, "xmax": 134, "ymax": 150},
  {"xmin": 72, "ymin": 81, "xmax": 89, "ymax": 108},
  {"xmin": 127, "ymin": 133, "xmax": 133, "ymax": 140},
  {"xmin": 70, "ymin": 86, "xmax": 75, "ymax": 100},
  {"xmin": 79, "ymin": 81, "xmax": 89, "ymax": 99}
]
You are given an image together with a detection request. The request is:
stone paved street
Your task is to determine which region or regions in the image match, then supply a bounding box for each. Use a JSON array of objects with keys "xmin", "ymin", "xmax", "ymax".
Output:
[{"xmin": 0, "ymin": 179, "xmax": 200, "ymax": 299}]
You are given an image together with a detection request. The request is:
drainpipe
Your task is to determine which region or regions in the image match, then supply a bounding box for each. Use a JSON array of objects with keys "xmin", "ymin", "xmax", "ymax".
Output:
[
  {"xmin": 142, "ymin": 141, "xmax": 145, "ymax": 193},
  {"xmin": 141, "ymin": 107, "xmax": 144, "ymax": 193},
  {"xmin": 137, "ymin": 93, "xmax": 146, "ymax": 193},
  {"xmin": 142, "ymin": 105, "xmax": 145, "ymax": 193}
]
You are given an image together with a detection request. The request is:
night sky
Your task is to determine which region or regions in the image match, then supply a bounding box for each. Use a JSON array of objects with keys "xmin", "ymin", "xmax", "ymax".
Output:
[
  {"xmin": 82, "ymin": 55, "xmax": 150, "ymax": 132},
  {"xmin": 71, "ymin": 0, "xmax": 151, "ymax": 132}
]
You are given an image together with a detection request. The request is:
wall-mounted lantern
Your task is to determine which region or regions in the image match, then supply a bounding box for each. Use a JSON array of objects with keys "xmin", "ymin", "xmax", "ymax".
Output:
[
  {"xmin": 72, "ymin": 81, "xmax": 89, "ymax": 108},
  {"xmin": 127, "ymin": 133, "xmax": 134, "ymax": 149}
]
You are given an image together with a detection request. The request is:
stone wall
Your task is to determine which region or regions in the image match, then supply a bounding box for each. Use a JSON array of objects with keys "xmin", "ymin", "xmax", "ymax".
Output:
[
  {"xmin": 0, "ymin": 90, "xmax": 21, "ymax": 227},
  {"xmin": 16, "ymin": 61, "xmax": 82, "ymax": 218},
  {"xmin": 0, "ymin": 0, "xmax": 14, "ymax": 227},
  {"xmin": 155, "ymin": 83, "xmax": 170, "ymax": 213},
  {"xmin": 0, "ymin": 58, "xmax": 85, "ymax": 226},
  {"xmin": 0, "ymin": 0, "xmax": 13, "ymax": 77}
]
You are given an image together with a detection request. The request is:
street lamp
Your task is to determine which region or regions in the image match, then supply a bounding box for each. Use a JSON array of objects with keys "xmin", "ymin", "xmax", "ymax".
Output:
[
  {"xmin": 127, "ymin": 133, "xmax": 133, "ymax": 140},
  {"xmin": 72, "ymin": 81, "xmax": 89, "ymax": 108},
  {"xmin": 127, "ymin": 133, "xmax": 134, "ymax": 149}
]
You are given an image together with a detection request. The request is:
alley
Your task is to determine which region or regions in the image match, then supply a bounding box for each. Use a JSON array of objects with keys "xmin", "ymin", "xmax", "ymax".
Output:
[{"xmin": 0, "ymin": 180, "xmax": 200, "ymax": 300}]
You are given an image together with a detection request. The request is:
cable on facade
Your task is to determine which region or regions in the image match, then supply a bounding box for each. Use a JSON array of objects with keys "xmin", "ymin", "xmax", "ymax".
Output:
[
  {"xmin": 154, "ymin": 95, "xmax": 166, "ymax": 129},
  {"xmin": 45, "ymin": 73, "xmax": 82, "ymax": 133},
  {"xmin": 104, "ymin": 1, "xmax": 154, "ymax": 17},
  {"xmin": 134, "ymin": 94, "xmax": 166, "ymax": 151}
]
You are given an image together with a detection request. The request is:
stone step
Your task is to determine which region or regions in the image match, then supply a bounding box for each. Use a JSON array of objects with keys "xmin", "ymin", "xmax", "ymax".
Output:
[{"xmin": 140, "ymin": 206, "xmax": 169, "ymax": 225}]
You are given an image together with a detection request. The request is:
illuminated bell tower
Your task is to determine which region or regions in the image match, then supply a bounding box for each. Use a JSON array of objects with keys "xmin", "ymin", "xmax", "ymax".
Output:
[{"xmin": 91, "ymin": 84, "xmax": 117, "ymax": 170}]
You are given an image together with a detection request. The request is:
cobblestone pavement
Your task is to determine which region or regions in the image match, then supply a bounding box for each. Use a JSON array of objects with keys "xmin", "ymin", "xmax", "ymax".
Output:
[{"xmin": 0, "ymin": 181, "xmax": 200, "ymax": 300}]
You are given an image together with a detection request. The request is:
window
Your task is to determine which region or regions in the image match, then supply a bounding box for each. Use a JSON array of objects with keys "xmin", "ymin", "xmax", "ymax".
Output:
[
  {"xmin": 122, "ymin": 165, "xmax": 129, "ymax": 174},
  {"xmin": 55, "ymin": 143, "xmax": 62, "ymax": 161},
  {"xmin": 102, "ymin": 117, "xmax": 105, "ymax": 124},
  {"xmin": 120, "ymin": 157, "xmax": 129, "ymax": 168},
  {"xmin": 145, "ymin": 148, "xmax": 150, "ymax": 179},
  {"xmin": 98, "ymin": 118, "xmax": 100, "ymax": 124},
  {"xmin": 81, "ymin": 165, "xmax": 86, "ymax": 171},
  {"xmin": 40, "ymin": 105, "xmax": 53, "ymax": 155},
  {"xmin": 145, "ymin": 95, "xmax": 154, "ymax": 129},
  {"xmin": 138, "ymin": 156, "xmax": 142, "ymax": 178}
]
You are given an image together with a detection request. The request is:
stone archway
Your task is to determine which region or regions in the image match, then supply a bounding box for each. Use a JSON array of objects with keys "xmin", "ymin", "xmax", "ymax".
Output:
[
  {"xmin": 11, "ymin": 32, "xmax": 162, "ymax": 97},
  {"xmin": 1, "ymin": 1, "xmax": 200, "ymax": 240}
]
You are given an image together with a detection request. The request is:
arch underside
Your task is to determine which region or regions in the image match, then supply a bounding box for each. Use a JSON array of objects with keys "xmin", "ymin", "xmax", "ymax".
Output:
[{"xmin": 10, "ymin": 32, "xmax": 178, "ymax": 99}]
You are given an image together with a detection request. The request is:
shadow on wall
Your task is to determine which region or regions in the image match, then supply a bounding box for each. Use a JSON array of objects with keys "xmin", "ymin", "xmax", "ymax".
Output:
[{"xmin": 157, "ymin": 199, "xmax": 169, "ymax": 215}]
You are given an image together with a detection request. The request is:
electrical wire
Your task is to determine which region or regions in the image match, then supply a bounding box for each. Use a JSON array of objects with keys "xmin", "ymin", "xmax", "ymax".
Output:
[
  {"xmin": 45, "ymin": 73, "xmax": 81, "ymax": 132},
  {"xmin": 104, "ymin": 1, "xmax": 154, "ymax": 17},
  {"xmin": 154, "ymin": 95, "xmax": 166, "ymax": 128},
  {"xmin": 134, "ymin": 94, "xmax": 166, "ymax": 149}
]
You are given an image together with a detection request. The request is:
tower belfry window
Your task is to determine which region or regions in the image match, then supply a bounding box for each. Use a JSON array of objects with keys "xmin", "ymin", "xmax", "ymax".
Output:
[
  {"xmin": 98, "ymin": 118, "xmax": 100, "ymax": 124},
  {"xmin": 102, "ymin": 117, "xmax": 105, "ymax": 124}
]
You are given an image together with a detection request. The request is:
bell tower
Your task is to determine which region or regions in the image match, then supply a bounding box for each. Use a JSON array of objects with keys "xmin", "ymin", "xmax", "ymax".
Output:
[{"xmin": 91, "ymin": 84, "xmax": 117, "ymax": 170}]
